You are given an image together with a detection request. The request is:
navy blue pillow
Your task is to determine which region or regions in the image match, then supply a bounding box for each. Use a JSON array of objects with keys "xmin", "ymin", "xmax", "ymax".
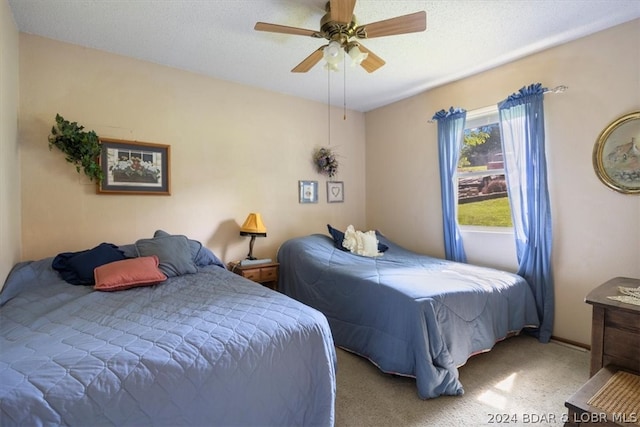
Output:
[
  {"xmin": 327, "ymin": 224, "xmax": 388, "ymax": 253},
  {"xmin": 52, "ymin": 243, "xmax": 126, "ymax": 285},
  {"xmin": 327, "ymin": 224, "xmax": 348, "ymax": 251}
]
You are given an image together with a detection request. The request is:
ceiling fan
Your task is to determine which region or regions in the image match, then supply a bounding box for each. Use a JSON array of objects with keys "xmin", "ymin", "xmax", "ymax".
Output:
[{"xmin": 255, "ymin": 0, "xmax": 427, "ymax": 73}]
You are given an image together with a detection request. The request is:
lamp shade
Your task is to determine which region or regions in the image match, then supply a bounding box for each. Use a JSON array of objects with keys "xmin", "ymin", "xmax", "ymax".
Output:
[{"xmin": 239, "ymin": 213, "xmax": 267, "ymax": 236}]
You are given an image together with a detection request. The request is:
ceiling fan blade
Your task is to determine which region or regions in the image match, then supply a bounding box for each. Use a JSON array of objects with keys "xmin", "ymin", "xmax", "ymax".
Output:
[
  {"xmin": 330, "ymin": 0, "xmax": 356, "ymax": 24},
  {"xmin": 255, "ymin": 22, "xmax": 321, "ymax": 38},
  {"xmin": 292, "ymin": 47, "xmax": 325, "ymax": 73},
  {"xmin": 358, "ymin": 11, "xmax": 426, "ymax": 39},
  {"xmin": 357, "ymin": 44, "xmax": 385, "ymax": 73}
]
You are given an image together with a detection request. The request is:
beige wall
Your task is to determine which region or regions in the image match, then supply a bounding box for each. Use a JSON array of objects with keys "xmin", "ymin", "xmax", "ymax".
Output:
[
  {"xmin": 18, "ymin": 34, "xmax": 365, "ymax": 264},
  {"xmin": 365, "ymin": 19, "xmax": 640, "ymax": 346},
  {"xmin": 8, "ymin": 17, "xmax": 640, "ymax": 345},
  {"xmin": 0, "ymin": 0, "xmax": 21, "ymax": 285}
]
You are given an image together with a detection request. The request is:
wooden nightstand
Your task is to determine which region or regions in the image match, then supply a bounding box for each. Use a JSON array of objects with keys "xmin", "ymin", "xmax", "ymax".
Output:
[{"xmin": 228, "ymin": 261, "xmax": 279, "ymax": 291}]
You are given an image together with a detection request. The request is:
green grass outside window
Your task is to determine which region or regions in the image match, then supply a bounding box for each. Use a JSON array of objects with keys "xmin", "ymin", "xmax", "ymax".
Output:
[{"xmin": 458, "ymin": 197, "xmax": 513, "ymax": 227}]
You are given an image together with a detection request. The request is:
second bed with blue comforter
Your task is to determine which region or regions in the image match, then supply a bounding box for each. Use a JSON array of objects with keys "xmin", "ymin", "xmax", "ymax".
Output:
[{"xmin": 278, "ymin": 233, "xmax": 540, "ymax": 400}]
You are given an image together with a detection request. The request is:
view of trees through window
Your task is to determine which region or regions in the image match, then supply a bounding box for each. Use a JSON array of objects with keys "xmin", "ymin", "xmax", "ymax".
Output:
[{"xmin": 457, "ymin": 109, "xmax": 513, "ymax": 227}]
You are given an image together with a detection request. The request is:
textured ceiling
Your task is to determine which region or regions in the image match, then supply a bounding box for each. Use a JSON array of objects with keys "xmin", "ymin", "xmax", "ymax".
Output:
[{"xmin": 8, "ymin": 0, "xmax": 640, "ymax": 112}]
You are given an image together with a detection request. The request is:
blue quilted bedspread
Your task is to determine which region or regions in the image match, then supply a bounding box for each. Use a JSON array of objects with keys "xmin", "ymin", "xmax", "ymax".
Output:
[
  {"xmin": 0, "ymin": 258, "xmax": 336, "ymax": 426},
  {"xmin": 277, "ymin": 234, "xmax": 539, "ymax": 399}
]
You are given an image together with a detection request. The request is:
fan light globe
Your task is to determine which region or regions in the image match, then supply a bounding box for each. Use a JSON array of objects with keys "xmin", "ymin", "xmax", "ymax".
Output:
[
  {"xmin": 324, "ymin": 62, "xmax": 340, "ymax": 72},
  {"xmin": 348, "ymin": 45, "xmax": 368, "ymax": 66},
  {"xmin": 323, "ymin": 41, "xmax": 344, "ymax": 68}
]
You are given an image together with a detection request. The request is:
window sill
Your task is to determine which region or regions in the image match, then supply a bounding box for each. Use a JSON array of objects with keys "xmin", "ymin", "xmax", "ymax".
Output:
[{"xmin": 459, "ymin": 225, "xmax": 514, "ymax": 234}]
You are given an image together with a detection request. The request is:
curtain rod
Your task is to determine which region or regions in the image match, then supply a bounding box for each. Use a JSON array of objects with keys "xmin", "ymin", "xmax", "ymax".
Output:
[{"xmin": 428, "ymin": 85, "xmax": 568, "ymax": 123}]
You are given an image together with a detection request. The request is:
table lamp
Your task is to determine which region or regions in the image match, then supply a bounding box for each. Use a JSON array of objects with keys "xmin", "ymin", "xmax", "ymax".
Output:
[{"xmin": 239, "ymin": 213, "xmax": 267, "ymax": 260}]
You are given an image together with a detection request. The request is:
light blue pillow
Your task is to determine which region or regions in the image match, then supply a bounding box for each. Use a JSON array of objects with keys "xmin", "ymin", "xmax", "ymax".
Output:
[
  {"xmin": 154, "ymin": 229, "xmax": 201, "ymax": 260},
  {"xmin": 135, "ymin": 235, "xmax": 197, "ymax": 277},
  {"xmin": 154, "ymin": 230, "xmax": 226, "ymax": 269},
  {"xmin": 194, "ymin": 246, "xmax": 226, "ymax": 269},
  {"xmin": 118, "ymin": 244, "xmax": 138, "ymax": 259}
]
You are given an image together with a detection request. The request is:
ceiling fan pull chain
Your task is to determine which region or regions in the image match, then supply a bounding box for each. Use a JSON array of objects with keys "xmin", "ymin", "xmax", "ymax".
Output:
[
  {"xmin": 343, "ymin": 63, "xmax": 347, "ymax": 121},
  {"xmin": 328, "ymin": 68, "xmax": 331, "ymax": 146}
]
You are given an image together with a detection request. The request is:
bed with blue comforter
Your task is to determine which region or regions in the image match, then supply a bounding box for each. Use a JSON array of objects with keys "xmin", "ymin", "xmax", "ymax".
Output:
[
  {"xmin": 277, "ymin": 232, "xmax": 539, "ymax": 400},
  {"xmin": 0, "ymin": 237, "xmax": 336, "ymax": 426}
]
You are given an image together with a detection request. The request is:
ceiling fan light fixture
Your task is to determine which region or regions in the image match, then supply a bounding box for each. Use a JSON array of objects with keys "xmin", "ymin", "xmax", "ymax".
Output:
[
  {"xmin": 347, "ymin": 44, "xmax": 368, "ymax": 66},
  {"xmin": 255, "ymin": 1, "xmax": 427, "ymax": 74},
  {"xmin": 323, "ymin": 40, "xmax": 344, "ymax": 70},
  {"xmin": 324, "ymin": 62, "xmax": 341, "ymax": 72}
]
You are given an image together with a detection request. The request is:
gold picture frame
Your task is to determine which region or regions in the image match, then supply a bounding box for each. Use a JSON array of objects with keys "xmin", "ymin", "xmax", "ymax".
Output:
[
  {"xmin": 592, "ymin": 111, "xmax": 640, "ymax": 194},
  {"xmin": 97, "ymin": 138, "xmax": 171, "ymax": 195}
]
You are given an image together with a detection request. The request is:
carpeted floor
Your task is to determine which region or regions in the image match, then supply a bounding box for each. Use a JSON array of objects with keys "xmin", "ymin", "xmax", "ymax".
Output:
[{"xmin": 335, "ymin": 335, "xmax": 590, "ymax": 427}]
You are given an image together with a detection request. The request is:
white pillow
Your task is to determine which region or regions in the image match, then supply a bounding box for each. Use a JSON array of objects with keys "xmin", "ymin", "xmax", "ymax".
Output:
[
  {"xmin": 342, "ymin": 225, "xmax": 358, "ymax": 252},
  {"xmin": 359, "ymin": 230, "xmax": 379, "ymax": 256},
  {"xmin": 342, "ymin": 225, "xmax": 383, "ymax": 257}
]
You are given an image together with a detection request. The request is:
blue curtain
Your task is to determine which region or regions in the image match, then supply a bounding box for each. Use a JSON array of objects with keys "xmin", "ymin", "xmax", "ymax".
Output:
[
  {"xmin": 432, "ymin": 107, "xmax": 467, "ymax": 263},
  {"xmin": 498, "ymin": 83, "xmax": 554, "ymax": 343}
]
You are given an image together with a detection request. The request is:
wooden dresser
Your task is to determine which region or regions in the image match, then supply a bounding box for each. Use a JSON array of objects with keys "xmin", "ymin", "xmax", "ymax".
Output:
[
  {"xmin": 586, "ymin": 277, "xmax": 640, "ymax": 376},
  {"xmin": 564, "ymin": 277, "xmax": 640, "ymax": 426}
]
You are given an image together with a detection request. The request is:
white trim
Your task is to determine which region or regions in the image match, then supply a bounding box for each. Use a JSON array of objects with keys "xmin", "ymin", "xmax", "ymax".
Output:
[
  {"xmin": 465, "ymin": 105, "xmax": 497, "ymax": 120},
  {"xmin": 459, "ymin": 225, "xmax": 514, "ymax": 233}
]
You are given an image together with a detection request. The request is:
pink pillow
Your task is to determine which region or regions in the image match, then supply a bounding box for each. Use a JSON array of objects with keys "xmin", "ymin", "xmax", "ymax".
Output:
[{"xmin": 94, "ymin": 255, "xmax": 167, "ymax": 292}]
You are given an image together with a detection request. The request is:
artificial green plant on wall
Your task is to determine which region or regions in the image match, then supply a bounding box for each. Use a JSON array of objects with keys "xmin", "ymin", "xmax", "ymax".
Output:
[{"xmin": 48, "ymin": 114, "xmax": 103, "ymax": 182}]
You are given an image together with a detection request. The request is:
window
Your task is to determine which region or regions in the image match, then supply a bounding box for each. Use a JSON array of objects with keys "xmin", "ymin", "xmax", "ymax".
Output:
[{"xmin": 457, "ymin": 106, "xmax": 512, "ymax": 228}]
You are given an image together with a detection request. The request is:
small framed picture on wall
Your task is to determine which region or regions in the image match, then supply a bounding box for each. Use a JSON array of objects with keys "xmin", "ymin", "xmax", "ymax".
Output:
[
  {"xmin": 327, "ymin": 181, "xmax": 344, "ymax": 203},
  {"xmin": 299, "ymin": 180, "xmax": 318, "ymax": 203}
]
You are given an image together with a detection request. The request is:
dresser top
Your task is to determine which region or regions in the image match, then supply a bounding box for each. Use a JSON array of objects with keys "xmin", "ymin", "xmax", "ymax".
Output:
[{"xmin": 586, "ymin": 276, "xmax": 640, "ymax": 314}]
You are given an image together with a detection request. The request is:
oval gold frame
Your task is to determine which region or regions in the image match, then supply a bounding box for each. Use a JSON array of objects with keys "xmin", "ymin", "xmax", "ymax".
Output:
[{"xmin": 592, "ymin": 111, "xmax": 640, "ymax": 194}]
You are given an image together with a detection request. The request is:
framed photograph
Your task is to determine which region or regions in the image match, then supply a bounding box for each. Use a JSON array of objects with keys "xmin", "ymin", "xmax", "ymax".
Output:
[
  {"xmin": 299, "ymin": 180, "xmax": 318, "ymax": 203},
  {"xmin": 327, "ymin": 181, "xmax": 344, "ymax": 203},
  {"xmin": 592, "ymin": 111, "xmax": 640, "ymax": 194},
  {"xmin": 98, "ymin": 138, "xmax": 171, "ymax": 195}
]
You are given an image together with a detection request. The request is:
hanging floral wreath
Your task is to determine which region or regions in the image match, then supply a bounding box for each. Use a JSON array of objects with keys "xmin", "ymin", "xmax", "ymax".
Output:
[{"xmin": 313, "ymin": 147, "xmax": 339, "ymax": 178}]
